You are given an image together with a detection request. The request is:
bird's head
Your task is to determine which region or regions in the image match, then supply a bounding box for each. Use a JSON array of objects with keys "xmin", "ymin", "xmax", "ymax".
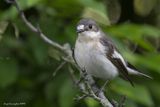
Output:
[{"xmin": 76, "ymin": 18, "xmax": 101, "ymax": 38}]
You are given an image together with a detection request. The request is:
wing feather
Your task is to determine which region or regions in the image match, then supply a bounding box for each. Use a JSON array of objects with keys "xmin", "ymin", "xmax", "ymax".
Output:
[{"xmin": 100, "ymin": 36, "xmax": 134, "ymax": 86}]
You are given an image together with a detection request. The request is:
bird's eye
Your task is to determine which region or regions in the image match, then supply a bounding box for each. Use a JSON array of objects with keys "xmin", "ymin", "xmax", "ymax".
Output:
[{"xmin": 88, "ymin": 24, "xmax": 92, "ymax": 29}]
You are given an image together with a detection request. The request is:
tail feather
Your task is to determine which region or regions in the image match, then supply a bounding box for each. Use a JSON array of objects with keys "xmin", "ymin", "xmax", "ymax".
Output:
[
  {"xmin": 137, "ymin": 72, "xmax": 152, "ymax": 79},
  {"xmin": 126, "ymin": 62, "xmax": 152, "ymax": 79},
  {"xmin": 127, "ymin": 67, "xmax": 152, "ymax": 79}
]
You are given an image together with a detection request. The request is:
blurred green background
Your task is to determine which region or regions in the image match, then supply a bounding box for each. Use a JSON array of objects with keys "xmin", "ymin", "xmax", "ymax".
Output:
[{"xmin": 0, "ymin": 0, "xmax": 160, "ymax": 107}]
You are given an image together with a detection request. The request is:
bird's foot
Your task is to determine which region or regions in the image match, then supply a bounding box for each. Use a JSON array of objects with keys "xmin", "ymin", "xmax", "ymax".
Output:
[
  {"xmin": 76, "ymin": 68, "xmax": 87, "ymax": 85},
  {"xmin": 76, "ymin": 75, "xmax": 84, "ymax": 85}
]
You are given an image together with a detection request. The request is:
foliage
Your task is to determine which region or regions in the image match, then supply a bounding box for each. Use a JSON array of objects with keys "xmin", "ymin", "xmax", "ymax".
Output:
[{"xmin": 0, "ymin": 0, "xmax": 160, "ymax": 107}]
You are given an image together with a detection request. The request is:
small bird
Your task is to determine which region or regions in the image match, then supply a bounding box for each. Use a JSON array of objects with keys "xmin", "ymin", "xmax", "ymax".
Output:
[{"xmin": 74, "ymin": 18, "xmax": 151, "ymax": 86}]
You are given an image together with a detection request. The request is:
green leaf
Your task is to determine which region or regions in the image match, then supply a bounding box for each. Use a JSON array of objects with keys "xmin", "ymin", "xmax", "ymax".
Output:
[
  {"xmin": 59, "ymin": 79, "xmax": 76, "ymax": 107},
  {"xmin": 0, "ymin": 21, "xmax": 8, "ymax": 34},
  {"xmin": 85, "ymin": 98, "xmax": 99, "ymax": 107},
  {"xmin": 28, "ymin": 35, "xmax": 48, "ymax": 65},
  {"xmin": 45, "ymin": 74, "xmax": 68, "ymax": 103},
  {"xmin": 134, "ymin": 0, "xmax": 156, "ymax": 16},
  {"xmin": 123, "ymin": 52, "xmax": 160, "ymax": 73},
  {"xmin": 108, "ymin": 23, "xmax": 160, "ymax": 38},
  {"xmin": 18, "ymin": 0, "xmax": 42, "ymax": 9},
  {"xmin": 50, "ymin": 0, "xmax": 82, "ymax": 18},
  {"xmin": 149, "ymin": 82, "xmax": 160, "ymax": 102},
  {"xmin": 0, "ymin": 6, "xmax": 18, "ymax": 20},
  {"xmin": 105, "ymin": 0, "xmax": 121, "ymax": 24},
  {"xmin": 107, "ymin": 23, "xmax": 160, "ymax": 51},
  {"xmin": 0, "ymin": 59, "xmax": 18, "ymax": 88},
  {"xmin": 79, "ymin": 0, "xmax": 110, "ymax": 25},
  {"xmin": 48, "ymin": 47, "xmax": 61, "ymax": 61},
  {"xmin": 135, "ymin": 54, "xmax": 160, "ymax": 73},
  {"xmin": 0, "ymin": 0, "xmax": 41, "ymax": 20},
  {"xmin": 125, "ymin": 100, "xmax": 138, "ymax": 107},
  {"xmin": 111, "ymin": 79, "xmax": 153, "ymax": 106}
]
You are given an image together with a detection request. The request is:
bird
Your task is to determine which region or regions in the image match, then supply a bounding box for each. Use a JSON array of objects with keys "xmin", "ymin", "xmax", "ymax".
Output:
[{"xmin": 74, "ymin": 18, "xmax": 151, "ymax": 86}]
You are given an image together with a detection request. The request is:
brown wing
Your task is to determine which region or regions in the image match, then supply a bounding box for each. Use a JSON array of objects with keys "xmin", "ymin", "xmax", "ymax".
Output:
[{"xmin": 100, "ymin": 36, "xmax": 134, "ymax": 86}]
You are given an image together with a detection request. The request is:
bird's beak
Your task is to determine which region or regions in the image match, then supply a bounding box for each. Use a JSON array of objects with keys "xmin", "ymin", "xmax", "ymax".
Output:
[{"xmin": 76, "ymin": 25, "xmax": 85, "ymax": 33}]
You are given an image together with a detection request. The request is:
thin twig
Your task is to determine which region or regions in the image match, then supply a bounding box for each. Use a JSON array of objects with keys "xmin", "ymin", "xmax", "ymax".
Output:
[
  {"xmin": 74, "ymin": 94, "xmax": 88, "ymax": 101},
  {"xmin": 99, "ymin": 80, "xmax": 109, "ymax": 93},
  {"xmin": 119, "ymin": 95, "xmax": 126, "ymax": 107},
  {"xmin": 53, "ymin": 61, "xmax": 67, "ymax": 77}
]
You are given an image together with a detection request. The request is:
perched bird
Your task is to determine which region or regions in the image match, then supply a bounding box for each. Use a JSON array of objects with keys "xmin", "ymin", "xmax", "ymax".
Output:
[{"xmin": 74, "ymin": 18, "xmax": 151, "ymax": 86}]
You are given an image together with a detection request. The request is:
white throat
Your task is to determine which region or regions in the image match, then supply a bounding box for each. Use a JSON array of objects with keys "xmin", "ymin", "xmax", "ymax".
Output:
[{"xmin": 79, "ymin": 31, "xmax": 101, "ymax": 38}]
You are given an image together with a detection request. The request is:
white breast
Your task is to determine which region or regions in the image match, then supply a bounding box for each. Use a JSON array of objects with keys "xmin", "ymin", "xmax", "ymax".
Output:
[{"xmin": 74, "ymin": 36, "xmax": 118, "ymax": 80}]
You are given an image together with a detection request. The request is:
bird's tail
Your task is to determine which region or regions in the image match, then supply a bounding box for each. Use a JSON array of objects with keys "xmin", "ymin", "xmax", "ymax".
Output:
[
  {"xmin": 127, "ymin": 67, "xmax": 152, "ymax": 79},
  {"xmin": 137, "ymin": 71, "xmax": 152, "ymax": 79}
]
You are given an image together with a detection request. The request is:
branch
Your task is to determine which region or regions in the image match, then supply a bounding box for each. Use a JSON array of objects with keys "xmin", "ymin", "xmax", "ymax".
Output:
[
  {"xmin": 6, "ymin": 0, "xmax": 66, "ymax": 53},
  {"xmin": 6, "ymin": 0, "xmax": 114, "ymax": 107}
]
